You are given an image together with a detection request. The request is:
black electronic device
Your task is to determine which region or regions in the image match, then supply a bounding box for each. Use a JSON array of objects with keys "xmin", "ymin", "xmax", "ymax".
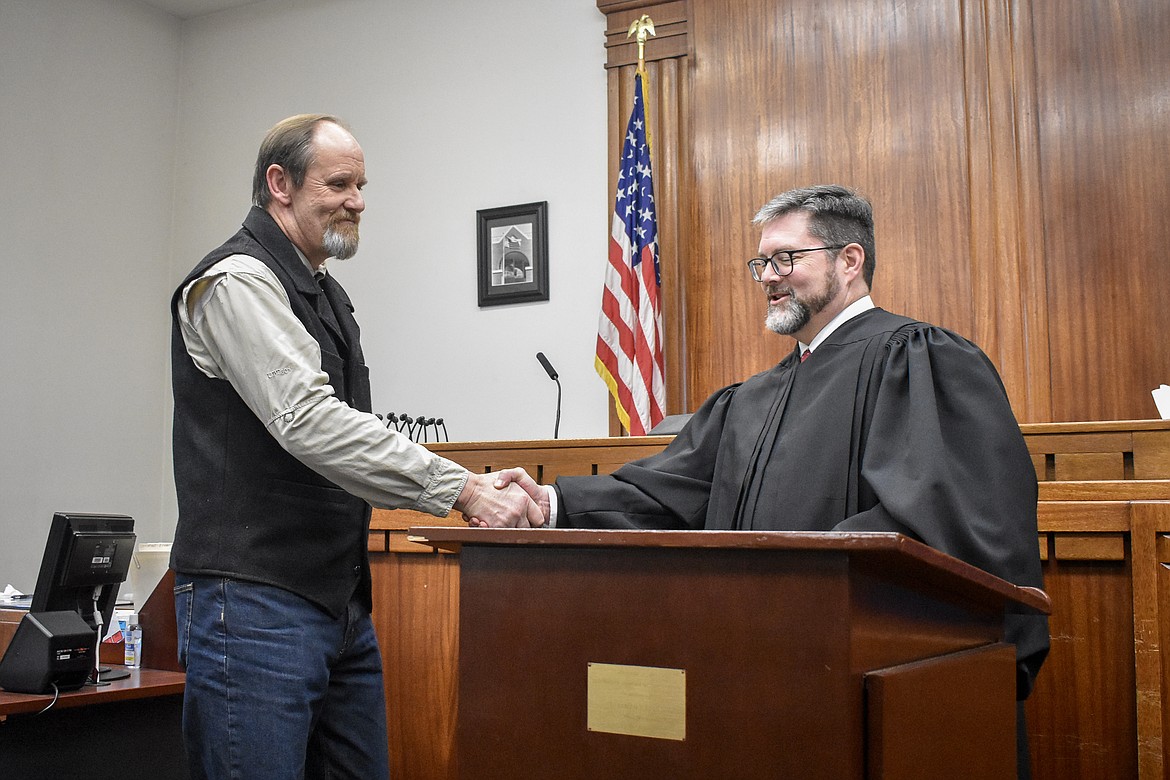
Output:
[
  {"xmin": 3, "ymin": 512, "xmax": 137, "ymax": 688},
  {"xmin": 648, "ymin": 413, "xmax": 693, "ymax": 435},
  {"xmin": 30, "ymin": 513, "xmax": 135, "ymax": 633},
  {"xmin": 0, "ymin": 611, "xmax": 96, "ymax": 693}
]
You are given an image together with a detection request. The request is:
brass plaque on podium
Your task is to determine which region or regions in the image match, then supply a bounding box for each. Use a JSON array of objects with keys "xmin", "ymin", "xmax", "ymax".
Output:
[{"xmin": 587, "ymin": 662, "xmax": 686, "ymax": 741}]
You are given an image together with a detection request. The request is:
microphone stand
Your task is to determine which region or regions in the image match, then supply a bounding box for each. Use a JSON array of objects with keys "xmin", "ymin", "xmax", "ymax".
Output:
[{"xmin": 552, "ymin": 377, "xmax": 561, "ymax": 439}]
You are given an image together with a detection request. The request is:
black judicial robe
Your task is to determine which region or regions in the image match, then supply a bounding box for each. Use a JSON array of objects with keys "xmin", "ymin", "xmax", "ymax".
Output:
[{"xmin": 556, "ymin": 307, "xmax": 1049, "ymax": 696}]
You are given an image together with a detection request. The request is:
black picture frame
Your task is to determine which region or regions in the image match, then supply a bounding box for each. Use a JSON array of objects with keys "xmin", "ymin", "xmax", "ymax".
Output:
[{"xmin": 477, "ymin": 201, "xmax": 549, "ymax": 307}]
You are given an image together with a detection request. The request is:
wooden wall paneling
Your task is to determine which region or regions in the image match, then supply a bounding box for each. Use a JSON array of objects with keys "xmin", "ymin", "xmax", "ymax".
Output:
[
  {"xmin": 1021, "ymin": 421, "xmax": 1170, "ymax": 481},
  {"xmin": 682, "ymin": 0, "xmax": 989, "ymax": 406},
  {"xmin": 1028, "ymin": 1, "xmax": 1170, "ymax": 421},
  {"xmin": 1029, "ymin": 451, "xmax": 1051, "ymax": 481},
  {"xmin": 604, "ymin": 0, "xmax": 1170, "ymax": 425},
  {"xmin": 1134, "ymin": 430, "xmax": 1170, "ymax": 479},
  {"xmin": 961, "ymin": 0, "xmax": 1052, "ymax": 421},
  {"xmin": 1053, "ymin": 451, "xmax": 1125, "ymax": 481},
  {"xmin": 599, "ymin": 1, "xmax": 689, "ymax": 68},
  {"xmin": 1031, "ymin": 501, "xmax": 1137, "ymax": 779},
  {"xmin": 1028, "ymin": 430, "xmax": 1133, "ymax": 455},
  {"xmin": 680, "ymin": 0, "xmax": 789, "ymax": 402},
  {"xmin": 1051, "ymin": 532, "xmax": 1125, "ymax": 560},
  {"xmin": 371, "ymin": 550, "xmax": 460, "ymax": 780},
  {"xmin": 1037, "ymin": 499, "xmax": 1130, "ymax": 530},
  {"xmin": 1004, "ymin": 0, "xmax": 1057, "ymax": 423},
  {"xmin": 1157, "ymin": 531, "xmax": 1170, "ymax": 775},
  {"xmin": 1039, "ymin": 481, "xmax": 1170, "ymax": 503},
  {"xmin": 654, "ymin": 58, "xmax": 690, "ymax": 417},
  {"xmin": 1132, "ymin": 503, "xmax": 1170, "ymax": 778}
]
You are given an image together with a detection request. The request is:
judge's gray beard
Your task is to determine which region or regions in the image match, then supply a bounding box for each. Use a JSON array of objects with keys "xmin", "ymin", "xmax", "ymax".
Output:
[
  {"xmin": 765, "ymin": 272, "xmax": 840, "ymax": 335},
  {"xmin": 766, "ymin": 298, "xmax": 811, "ymax": 335},
  {"xmin": 324, "ymin": 223, "xmax": 359, "ymax": 260}
]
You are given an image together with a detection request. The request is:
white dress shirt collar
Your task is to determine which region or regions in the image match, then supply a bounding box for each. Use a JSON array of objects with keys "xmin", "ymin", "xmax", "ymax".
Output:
[{"xmin": 798, "ymin": 295, "xmax": 876, "ymax": 355}]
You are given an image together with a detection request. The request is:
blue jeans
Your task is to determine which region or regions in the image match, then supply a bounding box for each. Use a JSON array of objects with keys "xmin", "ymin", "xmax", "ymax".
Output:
[{"xmin": 174, "ymin": 575, "xmax": 389, "ymax": 780}]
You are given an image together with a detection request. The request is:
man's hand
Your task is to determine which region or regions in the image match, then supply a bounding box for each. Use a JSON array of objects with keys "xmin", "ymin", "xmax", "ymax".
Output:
[
  {"xmin": 491, "ymin": 467, "xmax": 550, "ymax": 521},
  {"xmin": 456, "ymin": 472, "xmax": 545, "ymax": 528}
]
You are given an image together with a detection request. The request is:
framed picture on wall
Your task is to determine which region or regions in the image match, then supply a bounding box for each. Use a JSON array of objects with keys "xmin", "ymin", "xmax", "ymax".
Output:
[{"xmin": 476, "ymin": 201, "xmax": 549, "ymax": 307}]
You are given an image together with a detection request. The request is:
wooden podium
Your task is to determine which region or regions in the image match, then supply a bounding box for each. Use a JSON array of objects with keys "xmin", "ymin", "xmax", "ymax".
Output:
[{"xmin": 412, "ymin": 528, "xmax": 1050, "ymax": 779}]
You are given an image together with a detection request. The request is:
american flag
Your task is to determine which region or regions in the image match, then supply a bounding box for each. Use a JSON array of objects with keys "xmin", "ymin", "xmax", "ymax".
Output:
[{"xmin": 594, "ymin": 71, "xmax": 665, "ymax": 435}]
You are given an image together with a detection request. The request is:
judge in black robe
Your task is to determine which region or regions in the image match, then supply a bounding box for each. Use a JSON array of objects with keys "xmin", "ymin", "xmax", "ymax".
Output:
[
  {"xmin": 495, "ymin": 185, "xmax": 1048, "ymax": 705},
  {"xmin": 555, "ymin": 305, "xmax": 1048, "ymax": 697}
]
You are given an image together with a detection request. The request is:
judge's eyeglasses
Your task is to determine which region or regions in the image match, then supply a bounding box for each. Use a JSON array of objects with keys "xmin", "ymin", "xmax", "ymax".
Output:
[{"xmin": 746, "ymin": 245, "xmax": 846, "ymax": 281}]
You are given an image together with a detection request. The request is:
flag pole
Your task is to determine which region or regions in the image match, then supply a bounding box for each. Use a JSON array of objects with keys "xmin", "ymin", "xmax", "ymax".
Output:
[{"xmin": 595, "ymin": 13, "xmax": 665, "ymax": 436}]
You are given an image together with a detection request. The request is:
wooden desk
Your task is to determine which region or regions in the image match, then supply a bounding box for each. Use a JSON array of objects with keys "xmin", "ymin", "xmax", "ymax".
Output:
[
  {"xmin": 0, "ymin": 571, "xmax": 187, "ymax": 778},
  {"xmin": 0, "ymin": 667, "xmax": 185, "ymax": 719},
  {"xmin": 0, "ymin": 668, "xmax": 187, "ymax": 779}
]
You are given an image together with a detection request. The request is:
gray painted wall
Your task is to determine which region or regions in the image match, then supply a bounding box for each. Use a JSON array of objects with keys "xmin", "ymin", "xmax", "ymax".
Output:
[{"xmin": 0, "ymin": 0, "xmax": 608, "ymax": 592}]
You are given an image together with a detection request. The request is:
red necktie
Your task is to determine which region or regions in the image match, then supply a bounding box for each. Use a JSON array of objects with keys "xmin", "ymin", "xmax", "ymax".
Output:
[{"xmin": 800, "ymin": 349, "xmax": 810, "ymax": 363}]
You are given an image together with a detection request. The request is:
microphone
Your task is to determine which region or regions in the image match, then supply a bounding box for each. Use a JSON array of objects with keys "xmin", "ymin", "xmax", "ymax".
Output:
[
  {"xmin": 536, "ymin": 352, "xmax": 562, "ymax": 439},
  {"xmin": 536, "ymin": 352, "xmax": 559, "ymax": 381}
]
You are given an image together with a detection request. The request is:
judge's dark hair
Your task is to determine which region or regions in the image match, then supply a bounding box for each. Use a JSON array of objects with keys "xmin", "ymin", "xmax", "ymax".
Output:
[
  {"xmin": 752, "ymin": 185, "xmax": 876, "ymax": 288},
  {"xmin": 252, "ymin": 114, "xmax": 350, "ymax": 208}
]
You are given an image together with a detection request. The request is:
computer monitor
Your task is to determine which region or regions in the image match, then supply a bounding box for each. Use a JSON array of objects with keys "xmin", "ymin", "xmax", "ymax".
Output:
[
  {"xmin": 1, "ymin": 513, "xmax": 136, "ymax": 692},
  {"xmin": 30, "ymin": 512, "xmax": 135, "ymax": 633}
]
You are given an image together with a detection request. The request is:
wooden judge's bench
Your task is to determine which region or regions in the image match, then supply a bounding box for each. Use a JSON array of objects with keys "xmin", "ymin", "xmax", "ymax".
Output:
[{"xmin": 369, "ymin": 420, "xmax": 1170, "ymax": 780}]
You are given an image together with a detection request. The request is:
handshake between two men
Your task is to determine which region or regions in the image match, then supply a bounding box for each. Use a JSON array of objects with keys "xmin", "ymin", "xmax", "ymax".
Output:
[{"xmin": 458, "ymin": 468, "xmax": 549, "ymax": 529}]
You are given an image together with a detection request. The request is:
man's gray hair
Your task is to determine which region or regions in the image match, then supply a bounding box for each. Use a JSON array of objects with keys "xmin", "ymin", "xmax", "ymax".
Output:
[
  {"xmin": 753, "ymin": 185, "xmax": 876, "ymax": 288},
  {"xmin": 252, "ymin": 114, "xmax": 350, "ymax": 208}
]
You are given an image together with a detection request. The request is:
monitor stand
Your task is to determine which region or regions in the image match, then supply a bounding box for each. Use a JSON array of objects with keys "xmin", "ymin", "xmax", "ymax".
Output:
[
  {"xmin": 91, "ymin": 665, "xmax": 130, "ymax": 685},
  {"xmin": 85, "ymin": 592, "xmax": 131, "ymax": 686}
]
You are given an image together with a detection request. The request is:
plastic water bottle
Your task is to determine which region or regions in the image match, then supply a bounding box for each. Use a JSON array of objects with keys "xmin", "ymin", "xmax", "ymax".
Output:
[{"xmin": 124, "ymin": 616, "xmax": 142, "ymax": 669}]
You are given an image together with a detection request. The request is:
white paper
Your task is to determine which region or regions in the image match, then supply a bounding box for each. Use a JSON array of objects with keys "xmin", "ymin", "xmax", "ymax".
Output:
[
  {"xmin": 1153, "ymin": 385, "xmax": 1170, "ymax": 420},
  {"xmin": 126, "ymin": 542, "xmax": 172, "ymax": 613},
  {"xmin": 0, "ymin": 584, "xmax": 30, "ymax": 607}
]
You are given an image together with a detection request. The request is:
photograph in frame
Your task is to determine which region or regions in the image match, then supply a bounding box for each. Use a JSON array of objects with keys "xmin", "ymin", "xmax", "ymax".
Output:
[{"xmin": 477, "ymin": 201, "xmax": 549, "ymax": 307}]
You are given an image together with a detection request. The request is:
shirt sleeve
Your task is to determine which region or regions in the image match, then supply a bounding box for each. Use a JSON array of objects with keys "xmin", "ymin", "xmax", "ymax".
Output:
[{"xmin": 176, "ymin": 254, "xmax": 468, "ymax": 515}]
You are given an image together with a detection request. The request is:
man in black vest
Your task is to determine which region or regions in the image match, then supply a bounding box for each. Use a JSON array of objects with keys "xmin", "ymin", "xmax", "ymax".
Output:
[{"xmin": 171, "ymin": 114, "xmax": 542, "ymax": 780}]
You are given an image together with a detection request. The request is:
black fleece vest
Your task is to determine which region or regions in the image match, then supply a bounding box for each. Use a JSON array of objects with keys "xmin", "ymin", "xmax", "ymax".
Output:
[{"xmin": 170, "ymin": 207, "xmax": 373, "ymax": 617}]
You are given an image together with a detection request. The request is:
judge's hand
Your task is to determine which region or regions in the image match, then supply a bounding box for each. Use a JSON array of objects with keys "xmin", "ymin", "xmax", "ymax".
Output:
[
  {"xmin": 491, "ymin": 468, "xmax": 550, "ymax": 525},
  {"xmin": 455, "ymin": 472, "xmax": 544, "ymax": 528}
]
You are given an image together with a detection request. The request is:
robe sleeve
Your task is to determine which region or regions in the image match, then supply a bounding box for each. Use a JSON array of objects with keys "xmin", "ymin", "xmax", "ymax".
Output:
[
  {"xmin": 555, "ymin": 384, "xmax": 740, "ymax": 529},
  {"xmin": 832, "ymin": 326, "xmax": 1049, "ymax": 697}
]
